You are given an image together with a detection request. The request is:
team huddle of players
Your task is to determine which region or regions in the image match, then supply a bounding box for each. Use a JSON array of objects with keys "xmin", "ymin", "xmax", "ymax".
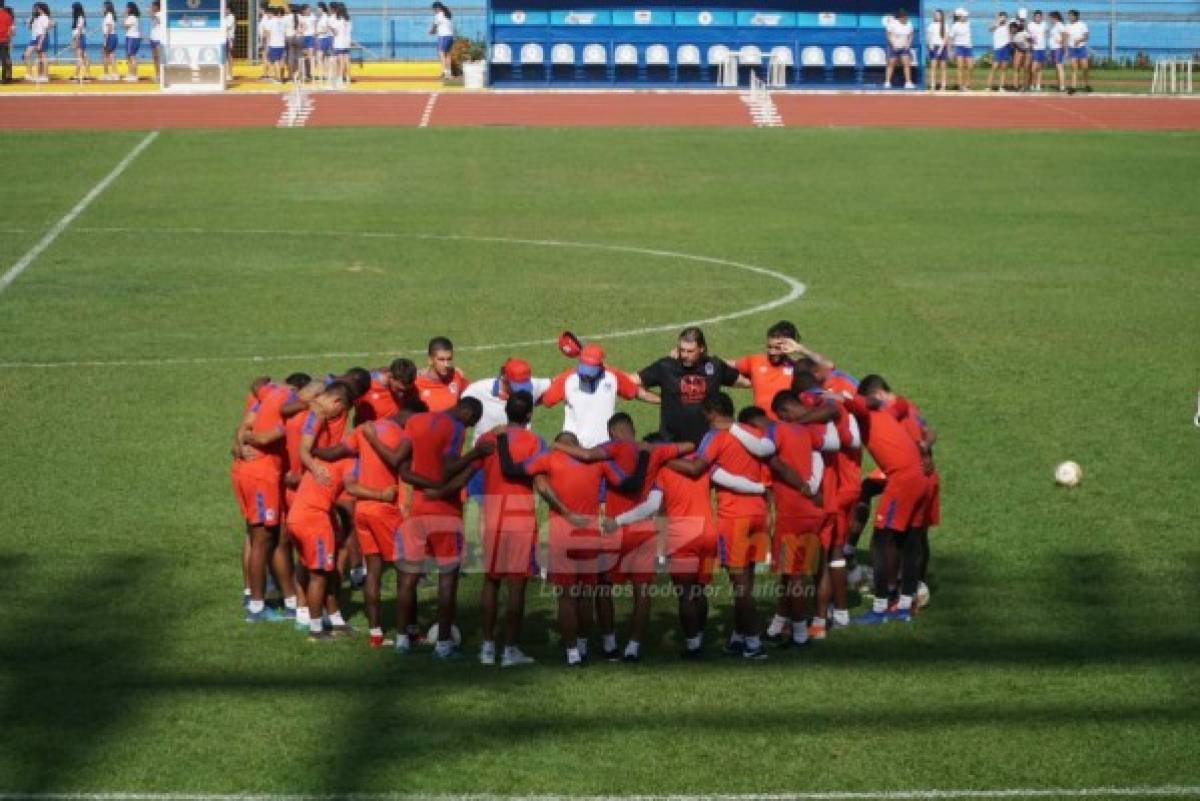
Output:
[{"xmin": 230, "ymin": 321, "xmax": 940, "ymax": 666}]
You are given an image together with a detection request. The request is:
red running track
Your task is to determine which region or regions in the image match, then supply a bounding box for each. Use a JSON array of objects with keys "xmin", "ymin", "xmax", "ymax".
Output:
[{"xmin": 2, "ymin": 91, "xmax": 1198, "ymax": 131}]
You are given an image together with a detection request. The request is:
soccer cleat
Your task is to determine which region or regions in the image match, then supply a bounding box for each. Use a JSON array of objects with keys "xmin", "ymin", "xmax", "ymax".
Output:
[
  {"xmin": 479, "ymin": 642, "xmax": 497, "ymax": 666},
  {"xmin": 368, "ymin": 633, "xmax": 386, "ymax": 649},
  {"xmin": 306, "ymin": 630, "xmax": 334, "ymax": 643},
  {"xmin": 244, "ymin": 606, "xmax": 283, "ymax": 623},
  {"xmin": 279, "ymin": 607, "xmax": 297, "ymax": 621},
  {"xmin": 722, "ymin": 639, "xmax": 746, "ymax": 656},
  {"xmin": 742, "ymin": 645, "xmax": 769, "ymax": 660},
  {"xmin": 433, "ymin": 645, "xmax": 463, "ymax": 661},
  {"xmin": 807, "ymin": 622, "xmax": 827, "ymax": 641},
  {"xmin": 601, "ymin": 648, "xmax": 621, "ymax": 663},
  {"xmin": 853, "ymin": 610, "xmax": 890, "ymax": 626},
  {"xmin": 501, "ymin": 649, "xmax": 536, "ymax": 668},
  {"xmin": 349, "ymin": 567, "xmax": 366, "ymax": 590}
]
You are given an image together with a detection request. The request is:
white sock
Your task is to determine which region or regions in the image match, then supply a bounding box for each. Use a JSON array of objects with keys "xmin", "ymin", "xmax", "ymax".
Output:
[
  {"xmin": 834, "ymin": 609, "xmax": 850, "ymax": 626},
  {"xmin": 566, "ymin": 647, "xmax": 582, "ymax": 664},
  {"xmin": 745, "ymin": 635, "xmax": 761, "ymax": 651},
  {"xmin": 283, "ymin": 595, "xmax": 297, "ymax": 610},
  {"xmin": 624, "ymin": 640, "xmax": 640, "ymax": 657},
  {"xmin": 369, "ymin": 627, "xmax": 383, "ymax": 637},
  {"xmin": 686, "ymin": 634, "xmax": 702, "ymax": 650},
  {"xmin": 576, "ymin": 637, "xmax": 588, "ymax": 656},
  {"xmin": 898, "ymin": 595, "xmax": 913, "ymax": 610},
  {"xmin": 873, "ymin": 598, "xmax": 888, "ymax": 613},
  {"xmin": 296, "ymin": 607, "xmax": 311, "ymax": 625},
  {"xmin": 766, "ymin": 614, "xmax": 788, "ymax": 636},
  {"xmin": 308, "ymin": 619, "xmax": 323, "ymax": 634},
  {"xmin": 328, "ymin": 611, "xmax": 346, "ymax": 627},
  {"xmin": 729, "ymin": 632, "xmax": 745, "ymax": 644},
  {"xmin": 247, "ymin": 599, "xmax": 264, "ymax": 614},
  {"xmin": 602, "ymin": 633, "xmax": 617, "ymax": 652}
]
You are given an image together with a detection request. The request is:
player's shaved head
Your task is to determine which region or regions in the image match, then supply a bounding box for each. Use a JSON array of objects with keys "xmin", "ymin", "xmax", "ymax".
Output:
[
  {"xmin": 427, "ymin": 336, "xmax": 454, "ymax": 355},
  {"xmin": 791, "ymin": 370, "xmax": 820, "ymax": 393},
  {"xmin": 772, "ymin": 389, "xmax": 803, "ymax": 418},
  {"xmin": 506, "ymin": 391, "xmax": 534, "ymax": 425},
  {"xmin": 454, "ymin": 396, "xmax": 484, "ymax": 427},
  {"xmin": 284, "ymin": 372, "xmax": 312, "ymax": 389},
  {"xmin": 702, "ymin": 392, "xmax": 735, "ymax": 420},
  {"xmin": 607, "ymin": 412, "xmax": 635, "ymax": 440},
  {"xmin": 427, "ymin": 337, "xmax": 455, "ymax": 378},
  {"xmin": 858, "ymin": 374, "xmax": 891, "ymax": 398},
  {"xmin": 555, "ymin": 431, "xmax": 580, "ymax": 446},
  {"xmin": 738, "ymin": 406, "xmax": 768, "ymax": 426},
  {"xmin": 344, "ymin": 367, "xmax": 371, "ymax": 399}
]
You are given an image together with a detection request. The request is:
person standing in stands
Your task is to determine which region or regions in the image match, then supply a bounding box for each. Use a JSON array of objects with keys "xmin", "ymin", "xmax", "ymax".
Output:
[
  {"xmin": 23, "ymin": 3, "xmax": 50, "ymax": 83},
  {"xmin": 148, "ymin": 0, "xmax": 162, "ymax": 79},
  {"xmin": 1027, "ymin": 9, "xmax": 1047, "ymax": 91},
  {"xmin": 100, "ymin": 1, "xmax": 118, "ymax": 80},
  {"xmin": 0, "ymin": 0, "xmax": 13, "ymax": 84},
  {"xmin": 331, "ymin": 1, "xmax": 351, "ymax": 85},
  {"xmin": 1047, "ymin": 11, "xmax": 1067, "ymax": 91},
  {"xmin": 430, "ymin": 1, "xmax": 453, "ymax": 80},
  {"xmin": 122, "ymin": 2, "xmax": 141, "ymax": 81},
  {"xmin": 70, "ymin": 3, "xmax": 90, "ymax": 81},
  {"xmin": 949, "ymin": 7, "xmax": 972, "ymax": 90},
  {"xmin": 925, "ymin": 8, "xmax": 948, "ymax": 91},
  {"xmin": 987, "ymin": 10, "xmax": 1011, "ymax": 90},
  {"xmin": 882, "ymin": 8, "xmax": 915, "ymax": 90},
  {"xmin": 1066, "ymin": 9, "xmax": 1089, "ymax": 93}
]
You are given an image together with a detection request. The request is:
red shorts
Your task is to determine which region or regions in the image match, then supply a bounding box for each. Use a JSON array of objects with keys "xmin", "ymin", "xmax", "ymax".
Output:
[
  {"xmin": 354, "ymin": 501, "xmax": 402, "ymax": 563},
  {"xmin": 232, "ymin": 459, "xmax": 282, "ymax": 528},
  {"xmin": 716, "ymin": 514, "xmax": 770, "ymax": 571},
  {"xmin": 288, "ymin": 508, "xmax": 337, "ymax": 571},
  {"xmin": 874, "ymin": 469, "xmax": 930, "ymax": 533},
  {"xmin": 773, "ymin": 514, "xmax": 826, "ymax": 576},
  {"xmin": 482, "ymin": 515, "xmax": 539, "ymax": 579},
  {"xmin": 547, "ymin": 517, "xmax": 604, "ymax": 587},
  {"xmin": 609, "ymin": 522, "xmax": 657, "ymax": 584},
  {"xmin": 398, "ymin": 513, "xmax": 464, "ymax": 568},
  {"xmin": 834, "ymin": 488, "xmax": 860, "ymax": 545},
  {"xmin": 664, "ymin": 518, "xmax": 717, "ymax": 585},
  {"xmin": 914, "ymin": 472, "xmax": 941, "ymax": 528}
]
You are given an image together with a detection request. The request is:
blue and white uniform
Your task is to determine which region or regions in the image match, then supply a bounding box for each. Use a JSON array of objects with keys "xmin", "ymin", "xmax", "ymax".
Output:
[
  {"xmin": 949, "ymin": 17, "xmax": 972, "ymax": 60},
  {"xmin": 1048, "ymin": 20, "xmax": 1066, "ymax": 64},
  {"xmin": 299, "ymin": 10, "xmax": 315, "ymax": 49},
  {"xmin": 30, "ymin": 12, "xmax": 50, "ymax": 53},
  {"xmin": 266, "ymin": 14, "xmax": 285, "ymax": 62},
  {"xmin": 991, "ymin": 18, "xmax": 1011, "ymax": 63},
  {"xmin": 72, "ymin": 15, "xmax": 87, "ymax": 50},
  {"xmin": 316, "ymin": 10, "xmax": 332, "ymax": 53},
  {"xmin": 102, "ymin": 11, "xmax": 117, "ymax": 53},
  {"xmin": 1028, "ymin": 19, "xmax": 1046, "ymax": 62},
  {"xmin": 149, "ymin": 9, "xmax": 162, "ymax": 50},
  {"xmin": 926, "ymin": 19, "xmax": 946, "ymax": 61},
  {"xmin": 332, "ymin": 16, "xmax": 350, "ymax": 55},
  {"xmin": 884, "ymin": 15, "xmax": 913, "ymax": 59},
  {"xmin": 1067, "ymin": 19, "xmax": 1088, "ymax": 60},
  {"xmin": 124, "ymin": 13, "xmax": 141, "ymax": 56},
  {"xmin": 433, "ymin": 8, "xmax": 453, "ymax": 54}
]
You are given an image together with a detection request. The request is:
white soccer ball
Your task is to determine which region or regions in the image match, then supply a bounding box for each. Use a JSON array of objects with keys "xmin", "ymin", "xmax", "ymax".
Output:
[
  {"xmin": 1055, "ymin": 461, "xmax": 1083, "ymax": 487},
  {"xmin": 916, "ymin": 581, "xmax": 930, "ymax": 609},
  {"xmin": 426, "ymin": 623, "xmax": 462, "ymax": 645}
]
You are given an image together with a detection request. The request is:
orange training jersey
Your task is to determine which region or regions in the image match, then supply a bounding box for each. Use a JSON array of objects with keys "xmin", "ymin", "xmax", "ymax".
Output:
[
  {"xmin": 345, "ymin": 419, "xmax": 408, "ymax": 491},
  {"xmin": 477, "ymin": 426, "xmax": 546, "ymax": 531},
  {"xmin": 848, "ymin": 396, "xmax": 923, "ymax": 477},
  {"xmin": 695, "ymin": 427, "xmax": 769, "ymax": 519},
  {"xmin": 414, "ymin": 368, "xmax": 468, "ymax": 413},
  {"xmin": 247, "ymin": 383, "xmax": 294, "ymax": 470},
  {"xmin": 655, "ymin": 462, "xmax": 715, "ymax": 535},
  {"xmin": 354, "ymin": 370, "xmax": 399, "ymax": 424},
  {"xmin": 734, "ymin": 354, "xmax": 795, "ymax": 420},
  {"xmin": 766, "ymin": 421, "xmax": 822, "ymax": 519},
  {"xmin": 292, "ymin": 458, "xmax": 354, "ymax": 514},
  {"xmin": 405, "ymin": 411, "xmax": 467, "ymax": 516},
  {"xmin": 521, "ymin": 450, "xmax": 623, "ymax": 519}
]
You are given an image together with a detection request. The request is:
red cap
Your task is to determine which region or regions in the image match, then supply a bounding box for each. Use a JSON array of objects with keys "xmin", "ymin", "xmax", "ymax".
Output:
[
  {"xmin": 502, "ymin": 357, "xmax": 532, "ymax": 384},
  {"xmin": 580, "ymin": 343, "xmax": 605, "ymax": 367},
  {"xmin": 558, "ymin": 330, "xmax": 582, "ymax": 359}
]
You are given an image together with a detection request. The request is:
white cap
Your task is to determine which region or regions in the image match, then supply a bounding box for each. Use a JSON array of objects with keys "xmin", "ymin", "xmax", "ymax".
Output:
[{"xmin": 954, "ymin": 6, "xmax": 967, "ymax": 16}]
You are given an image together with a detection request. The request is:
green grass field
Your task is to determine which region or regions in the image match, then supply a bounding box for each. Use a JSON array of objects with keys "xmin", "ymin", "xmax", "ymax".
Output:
[{"xmin": 1, "ymin": 127, "xmax": 1198, "ymax": 797}]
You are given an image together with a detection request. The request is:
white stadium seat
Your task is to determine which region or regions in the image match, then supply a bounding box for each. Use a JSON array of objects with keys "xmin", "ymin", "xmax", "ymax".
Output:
[
  {"xmin": 614, "ymin": 44, "xmax": 637, "ymax": 65},
  {"xmin": 646, "ymin": 44, "xmax": 669, "ymax": 65},
  {"xmin": 863, "ymin": 46, "xmax": 887, "ymax": 67},
  {"xmin": 491, "ymin": 42, "xmax": 512, "ymax": 65},
  {"xmin": 769, "ymin": 46, "xmax": 794, "ymax": 66},
  {"xmin": 551, "ymin": 43, "xmax": 574, "ymax": 65},
  {"xmin": 520, "ymin": 43, "xmax": 544, "ymax": 64},
  {"xmin": 677, "ymin": 44, "xmax": 700, "ymax": 66},
  {"xmin": 582, "ymin": 44, "xmax": 606, "ymax": 65},
  {"xmin": 832, "ymin": 46, "xmax": 856, "ymax": 67},
  {"xmin": 738, "ymin": 45, "xmax": 763, "ymax": 65},
  {"xmin": 800, "ymin": 46, "xmax": 825, "ymax": 67},
  {"xmin": 706, "ymin": 44, "xmax": 731, "ymax": 65}
]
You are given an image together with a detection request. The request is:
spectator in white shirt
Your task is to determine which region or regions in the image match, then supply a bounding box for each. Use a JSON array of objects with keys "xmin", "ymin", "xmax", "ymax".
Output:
[
  {"xmin": 331, "ymin": 1, "xmax": 350, "ymax": 84},
  {"xmin": 298, "ymin": 4, "xmax": 315, "ymax": 80},
  {"xmin": 882, "ymin": 9, "xmax": 915, "ymax": 89},
  {"xmin": 148, "ymin": 0, "xmax": 162, "ymax": 79},
  {"xmin": 223, "ymin": 8, "xmax": 235, "ymax": 80},
  {"xmin": 264, "ymin": 6, "xmax": 285, "ymax": 82},
  {"xmin": 925, "ymin": 8, "xmax": 948, "ymax": 90},
  {"xmin": 1010, "ymin": 21, "xmax": 1031, "ymax": 90},
  {"xmin": 430, "ymin": 1, "xmax": 453, "ymax": 80},
  {"xmin": 100, "ymin": 1, "xmax": 118, "ymax": 80},
  {"xmin": 949, "ymin": 7, "xmax": 973, "ymax": 89},
  {"xmin": 1047, "ymin": 10, "xmax": 1067, "ymax": 91},
  {"xmin": 987, "ymin": 11, "xmax": 1011, "ymax": 90},
  {"xmin": 122, "ymin": 2, "xmax": 141, "ymax": 82},
  {"xmin": 1066, "ymin": 9, "xmax": 1089, "ymax": 92},
  {"xmin": 1027, "ymin": 10, "xmax": 1046, "ymax": 90},
  {"xmin": 70, "ymin": 3, "xmax": 90, "ymax": 81},
  {"xmin": 23, "ymin": 3, "xmax": 50, "ymax": 83},
  {"xmin": 315, "ymin": 2, "xmax": 333, "ymax": 79}
]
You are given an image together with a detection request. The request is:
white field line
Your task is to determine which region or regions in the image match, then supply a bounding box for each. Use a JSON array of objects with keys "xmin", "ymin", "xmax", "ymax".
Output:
[
  {"xmin": 0, "ymin": 131, "xmax": 158, "ymax": 296},
  {"xmin": 419, "ymin": 92, "xmax": 439, "ymax": 127},
  {"xmin": 0, "ymin": 229, "xmax": 806, "ymax": 370},
  {"xmin": 0, "ymin": 789, "xmax": 1198, "ymax": 801}
]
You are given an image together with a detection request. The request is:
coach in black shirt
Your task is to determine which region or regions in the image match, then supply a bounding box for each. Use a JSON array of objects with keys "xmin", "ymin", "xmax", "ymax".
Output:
[{"xmin": 637, "ymin": 326, "xmax": 742, "ymax": 445}]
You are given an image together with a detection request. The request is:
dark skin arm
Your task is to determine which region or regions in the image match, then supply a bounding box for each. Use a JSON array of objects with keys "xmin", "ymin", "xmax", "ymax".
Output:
[
  {"xmin": 241, "ymin": 427, "xmax": 284, "ymax": 448},
  {"xmin": 345, "ymin": 478, "xmax": 398, "ymax": 504},
  {"xmin": 312, "ymin": 442, "xmax": 356, "ymax": 462},
  {"xmin": 359, "ymin": 422, "xmax": 413, "ymax": 471},
  {"xmin": 497, "ymin": 433, "xmax": 528, "ymax": 481},
  {"xmin": 422, "ymin": 465, "xmax": 476, "ymax": 500},
  {"xmin": 611, "ymin": 450, "xmax": 651, "ymax": 496},
  {"xmin": 532, "ymin": 475, "xmax": 589, "ymax": 528},
  {"xmin": 768, "ymin": 455, "xmax": 822, "ymax": 506},
  {"xmin": 443, "ymin": 437, "xmax": 493, "ymax": 479},
  {"xmin": 665, "ymin": 456, "xmax": 709, "ymax": 479},
  {"xmin": 793, "ymin": 402, "xmax": 839, "ymax": 424},
  {"xmin": 552, "ymin": 441, "xmax": 609, "ymax": 462}
]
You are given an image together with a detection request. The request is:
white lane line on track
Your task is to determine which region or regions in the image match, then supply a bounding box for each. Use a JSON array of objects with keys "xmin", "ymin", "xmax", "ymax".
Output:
[
  {"xmin": 0, "ymin": 229, "xmax": 806, "ymax": 370},
  {"xmin": 1, "ymin": 788, "xmax": 1198, "ymax": 800},
  {"xmin": 419, "ymin": 92, "xmax": 439, "ymax": 127},
  {"xmin": 0, "ymin": 131, "xmax": 158, "ymax": 297}
]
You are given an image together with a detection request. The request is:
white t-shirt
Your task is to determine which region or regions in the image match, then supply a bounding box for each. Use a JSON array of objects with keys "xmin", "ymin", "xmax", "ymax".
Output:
[
  {"xmin": 31, "ymin": 14, "xmax": 49, "ymax": 37},
  {"xmin": 949, "ymin": 19, "xmax": 971, "ymax": 47},
  {"xmin": 1067, "ymin": 20, "xmax": 1088, "ymax": 47},
  {"xmin": 992, "ymin": 20, "xmax": 1010, "ymax": 48},
  {"xmin": 884, "ymin": 17, "xmax": 913, "ymax": 48},
  {"xmin": 1012, "ymin": 30, "xmax": 1030, "ymax": 50},
  {"xmin": 266, "ymin": 16, "xmax": 285, "ymax": 47},
  {"xmin": 73, "ymin": 16, "xmax": 86, "ymax": 37},
  {"xmin": 283, "ymin": 13, "xmax": 296, "ymax": 37},
  {"xmin": 150, "ymin": 10, "xmax": 163, "ymax": 40},
  {"xmin": 541, "ymin": 368, "xmax": 639, "ymax": 449},
  {"xmin": 224, "ymin": 11, "xmax": 235, "ymax": 41},
  {"xmin": 1027, "ymin": 20, "xmax": 1046, "ymax": 49},
  {"xmin": 332, "ymin": 17, "xmax": 350, "ymax": 49},
  {"xmin": 124, "ymin": 14, "xmax": 140, "ymax": 38},
  {"xmin": 433, "ymin": 9, "xmax": 453, "ymax": 36},
  {"xmin": 299, "ymin": 12, "xmax": 315, "ymax": 36},
  {"xmin": 462, "ymin": 378, "xmax": 553, "ymax": 446},
  {"xmin": 926, "ymin": 20, "xmax": 946, "ymax": 47},
  {"xmin": 316, "ymin": 12, "xmax": 331, "ymax": 37},
  {"xmin": 102, "ymin": 12, "xmax": 116, "ymax": 34}
]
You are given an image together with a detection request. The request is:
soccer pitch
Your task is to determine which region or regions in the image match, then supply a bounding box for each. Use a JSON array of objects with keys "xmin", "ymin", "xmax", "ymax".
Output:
[{"xmin": 0, "ymin": 126, "xmax": 1198, "ymax": 797}]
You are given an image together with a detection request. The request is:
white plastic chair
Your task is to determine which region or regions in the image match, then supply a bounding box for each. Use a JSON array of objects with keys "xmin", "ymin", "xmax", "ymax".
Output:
[
  {"xmin": 519, "ymin": 43, "xmax": 544, "ymax": 64},
  {"xmin": 646, "ymin": 44, "xmax": 669, "ymax": 66},
  {"xmin": 706, "ymin": 44, "xmax": 731, "ymax": 65},
  {"xmin": 832, "ymin": 46, "xmax": 856, "ymax": 67},
  {"xmin": 614, "ymin": 44, "xmax": 637, "ymax": 65},
  {"xmin": 738, "ymin": 45, "xmax": 763, "ymax": 65},
  {"xmin": 863, "ymin": 46, "xmax": 887, "ymax": 67},
  {"xmin": 551, "ymin": 43, "xmax": 574, "ymax": 65},
  {"xmin": 800, "ymin": 46, "xmax": 826, "ymax": 67},
  {"xmin": 491, "ymin": 42, "xmax": 512, "ymax": 65},
  {"xmin": 769, "ymin": 46, "xmax": 794, "ymax": 66},
  {"xmin": 582, "ymin": 43, "xmax": 606, "ymax": 65},
  {"xmin": 677, "ymin": 44, "xmax": 700, "ymax": 66}
]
